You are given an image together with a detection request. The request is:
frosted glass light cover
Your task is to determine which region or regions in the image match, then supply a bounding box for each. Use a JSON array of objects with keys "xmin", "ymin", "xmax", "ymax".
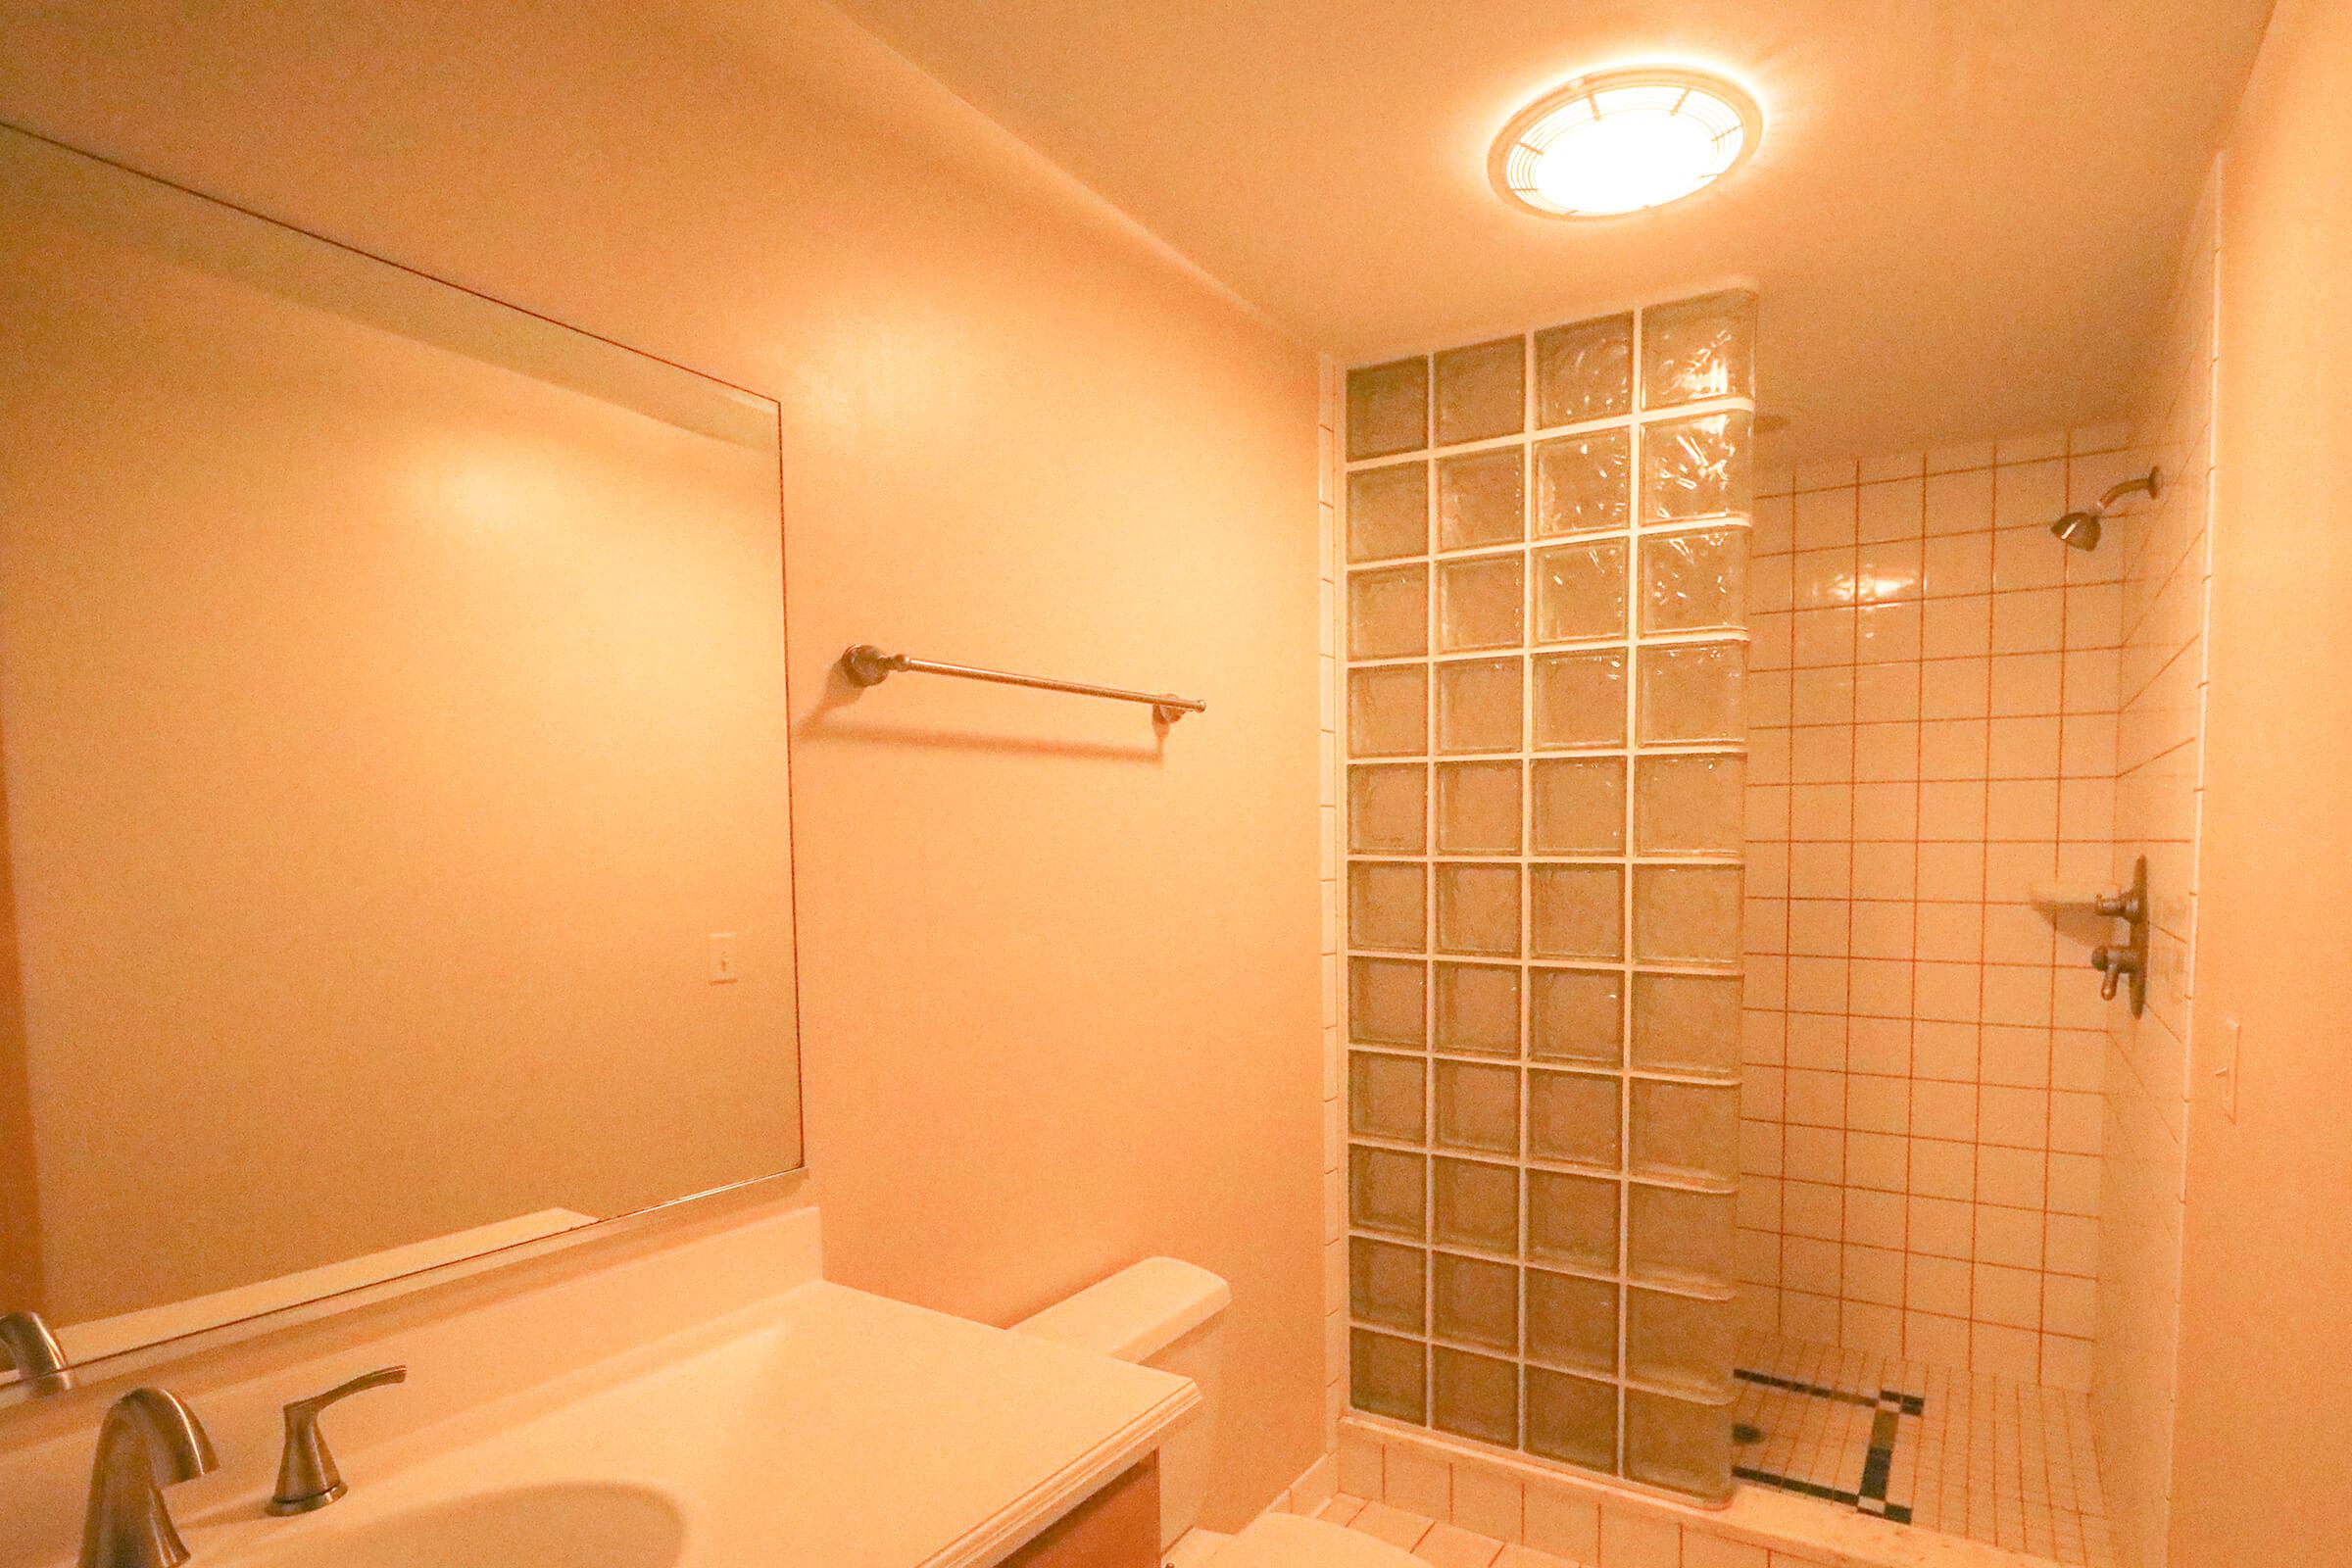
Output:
[
  {"xmin": 1531, "ymin": 863, "xmax": 1624, "ymax": 961},
  {"xmin": 1348, "ymin": 564, "xmax": 1429, "ymax": 658},
  {"xmin": 1527, "ymin": 1269, "xmax": 1617, "ymax": 1374},
  {"xmin": 1348, "ymin": 1145, "xmax": 1427, "ymax": 1237},
  {"xmin": 1526, "ymin": 1367, "xmax": 1617, "ymax": 1471},
  {"xmin": 1348, "ymin": 358, "xmax": 1429, "ymax": 460},
  {"xmin": 1348, "ymin": 956, "xmax": 1427, "ymax": 1047},
  {"xmin": 1438, "ymin": 657, "xmax": 1524, "ymax": 753},
  {"xmin": 1535, "ymin": 430, "xmax": 1632, "ymax": 537},
  {"xmin": 1627, "ymin": 1182, "xmax": 1736, "ymax": 1291},
  {"xmin": 1436, "ymin": 337, "xmax": 1527, "ymax": 445},
  {"xmin": 1641, "ymin": 526, "xmax": 1748, "ymax": 634},
  {"xmin": 1529, "ymin": 1169, "xmax": 1619, "ymax": 1271},
  {"xmin": 1534, "ymin": 650, "xmax": 1629, "ymax": 749},
  {"xmin": 1530, "ymin": 966, "xmax": 1623, "ymax": 1065},
  {"xmin": 1348, "ymin": 663, "xmax": 1428, "ymax": 756},
  {"xmin": 1436, "ymin": 862, "xmax": 1521, "ymax": 956},
  {"xmin": 1535, "ymin": 314, "xmax": 1633, "ymax": 425},
  {"xmin": 1642, "ymin": 410, "xmax": 1753, "ymax": 523},
  {"xmin": 1435, "ymin": 1059, "xmax": 1520, "ymax": 1154},
  {"xmin": 1434, "ymin": 1347, "xmax": 1520, "ymax": 1446},
  {"xmin": 1633, "ymin": 753, "xmax": 1743, "ymax": 856},
  {"xmin": 1629, "ymin": 1080, "xmax": 1739, "ymax": 1185},
  {"xmin": 1435, "ymin": 1155, "xmax": 1518, "ymax": 1252},
  {"xmin": 1347, "ymin": 462, "xmax": 1429, "ymax": 563},
  {"xmin": 1636, "ymin": 641, "xmax": 1743, "ymax": 745},
  {"xmin": 1348, "ymin": 859, "xmax": 1426, "ymax": 952},
  {"xmin": 1530, "ymin": 757, "xmax": 1627, "ymax": 854},
  {"xmin": 1435, "ymin": 962, "xmax": 1521, "ymax": 1055},
  {"xmin": 1626, "ymin": 1390, "xmax": 1732, "ymax": 1501},
  {"xmin": 1433, "ymin": 1251, "xmax": 1520, "ymax": 1350},
  {"xmin": 1640, "ymin": 291, "xmax": 1757, "ymax": 410},
  {"xmin": 1528, "ymin": 1068, "xmax": 1620, "ymax": 1167},
  {"xmin": 1348, "ymin": 1051, "xmax": 1426, "ymax": 1141},
  {"xmin": 1626, "ymin": 1287, "xmax": 1733, "ymax": 1398},
  {"xmin": 1349, "ymin": 1237, "xmax": 1426, "ymax": 1331},
  {"xmin": 1349, "ymin": 764, "xmax": 1428, "ymax": 855},
  {"xmin": 1437, "ymin": 760, "xmax": 1522, "ymax": 854},
  {"xmin": 1632, "ymin": 864, "xmax": 1742, "ymax": 965},
  {"xmin": 1438, "ymin": 448, "xmax": 1527, "ymax": 550},
  {"xmin": 1351, "ymin": 1328, "xmax": 1428, "ymax": 1422},
  {"xmin": 1630, "ymin": 972, "xmax": 1741, "ymax": 1076},
  {"xmin": 1439, "ymin": 553, "xmax": 1526, "ymax": 652}
]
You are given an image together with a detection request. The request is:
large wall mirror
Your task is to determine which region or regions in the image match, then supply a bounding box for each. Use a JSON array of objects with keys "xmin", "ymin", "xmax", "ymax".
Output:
[{"xmin": 0, "ymin": 126, "xmax": 803, "ymax": 1400}]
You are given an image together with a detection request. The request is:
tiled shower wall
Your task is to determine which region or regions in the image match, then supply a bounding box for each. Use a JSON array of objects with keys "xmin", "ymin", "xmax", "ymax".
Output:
[
  {"xmin": 2095, "ymin": 170, "xmax": 2217, "ymax": 1568},
  {"xmin": 1736, "ymin": 428, "xmax": 2161, "ymax": 1395},
  {"xmin": 1340, "ymin": 294, "xmax": 1755, "ymax": 1502}
]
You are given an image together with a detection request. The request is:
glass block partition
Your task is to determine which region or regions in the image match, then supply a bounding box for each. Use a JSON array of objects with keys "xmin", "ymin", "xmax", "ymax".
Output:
[{"xmin": 1341, "ymin": 293, "xmax": 1755, "ymax": 1503}]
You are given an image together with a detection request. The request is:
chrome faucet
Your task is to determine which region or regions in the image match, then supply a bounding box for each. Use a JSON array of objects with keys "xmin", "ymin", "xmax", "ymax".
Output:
[
  {"xmin": 78, "ymin": 1388, "xmax": 217, "ymax": 1568},
  {"xmin": 268, "ymin": 1365, "xmax": 407, "ymax": 1514},
  {"xmin": 1, "ymin": 1309, "xmax": 72, "ymax": 1394}
]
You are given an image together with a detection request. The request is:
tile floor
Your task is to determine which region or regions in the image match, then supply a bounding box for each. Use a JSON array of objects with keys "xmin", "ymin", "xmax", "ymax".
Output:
[
  {"xmin": 1315, "ymin": 1494, "xmax": 1580, "ymax": 1568},
  {"xmin": 1732, "ymin": 1334, "xmax": 2115, "ymax": 1566}
]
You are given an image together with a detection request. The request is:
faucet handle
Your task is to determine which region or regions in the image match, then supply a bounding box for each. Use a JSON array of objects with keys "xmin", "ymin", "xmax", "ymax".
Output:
[{"xmin": 268, "ymin": 1365, "xmax": 406, "ymax": 1516}]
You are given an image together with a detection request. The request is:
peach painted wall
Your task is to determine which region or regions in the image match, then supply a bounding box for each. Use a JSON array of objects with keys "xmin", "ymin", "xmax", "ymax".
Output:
[
  {"xmin": 2169, "ymin": 0, "xmax": 2352, "ymax": 1561},
  {"xmin": 0, "ymin": 0, "xmax": 1325, "ymax": 1522}
]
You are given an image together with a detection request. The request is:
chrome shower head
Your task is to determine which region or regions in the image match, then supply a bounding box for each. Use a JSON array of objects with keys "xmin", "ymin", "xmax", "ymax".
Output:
[{"xmin": 2050, "ymin": 510, "xmax": 2103, "ymax": 551}]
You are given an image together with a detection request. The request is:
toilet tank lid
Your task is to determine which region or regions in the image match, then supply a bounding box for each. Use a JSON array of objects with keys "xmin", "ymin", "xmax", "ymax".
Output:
[{"xmin": 1011, "ymin": 1256, "xmax": 1231, "ymax": 1364}]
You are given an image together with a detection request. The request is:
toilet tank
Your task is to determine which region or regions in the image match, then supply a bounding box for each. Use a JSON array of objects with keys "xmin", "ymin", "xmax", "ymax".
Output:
[{"xmin": 1011, "ymin": 1257, "xmax": 1231, "ymax": 1549}]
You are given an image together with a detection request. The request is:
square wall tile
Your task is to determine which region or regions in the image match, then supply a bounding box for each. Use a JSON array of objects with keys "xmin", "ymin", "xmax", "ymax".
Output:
[
  {"xmin": 1434, "ymin": 1250, "xmax": 1521, "ymax": 1349},
  {"xmin": 1642, "ymin": 411, "xmax": 1753, "ymax": 523},
  {"xmin": 1350, "ymin": 1327, "xmax": 1428, "ymax": 1421},
  {"xmin": 1628, "ymin": 1183, "xmax": 1736, "ymax": 1291},
  {"xmin": 1435, "ymin": 1155, "xmax": 1520, "ymax": 1252},
  {"xmin": 1438, "ymin": 657, "xmax": 1524, "ymax": 753},
  {"xmin": 1348, "ymin": 1051, "xmax": 1427, "ymax": 1141},
  {"xmin": 1531, "ymin": 966, "xmax": 1625, "ymax": 1065},
  {"xmin": 1440, "ymin": 553, "xmax": 1526, "ymax": 651},
  {"xmin": 1437, "ymin": 336, "xmax": 1527, "ymax": 445},
  {"xmin": 1625, "ymin": 1390, "xmax": 1731, "ymax": 1500},
  {"xmin": 1633, "ymin": 865, "xmax": 1743, "ymax": 965},
  {"xmin": 1437, "ymin": 760, "xmax": 1522, "ymax": 854},
  {"xmin": 1535, "ymin": 650, "xmax": 1631, "ymax": 749},
  {"xmin": 1349, "ymin": 763, "xmax": 1428, "ymax": 854},
  {"xmin": 1437, "ymin": 862, "xmax": 1522, "ymax": 956},
  {"xmin": 1627, "ymin": 1288, "xmax": 1734, "ymax": 1396},
  {"xmin": 1349, "ymin": 859, "xmax": 1426, "ymax": 951},
  {"xmin": 1526, "ymin": 1367, "xmax": 1618, "ymax": 1471},
  {"xmin": 1348, "ymin": 462, "xmax": 1429, "ymax": 563},
  {"xmin": 1529, "ymin": 1068, "xmax": 1621, "ymax": 1167},
  {"xmin": 1349, "ymin": 564, "xmax": 1428, "ymax": 658},
  {"xmin": 1536, "ymin": 313, "xmax": 1634, "ymax": 425},
  {"xmin": 1434, "ymin": 1346, "xmax": 1522, "ymax": 1446},
  {"xmin": 1439, "ymin": 448, "xmax": 1526, "ymax": 550},
  {"xmin": 1349, "ymin": 1236, "xmax": 1426, "ymax": 1330},
  {"xmin": 1535, "ymin": 538, "xmax": 1631, "ymax": 641},
  {"xmin": 1630, "ymin": 1079, "xmax": 1740, "ymax": 1184},
  {"xmin": 1349, "ymin": 663, "xmax": 1428, "ymax": 757},
  {"xmin": 1348, "ymin": 358, "xmax": 1429, "ymax": 460},
  {"xmin": 1642, "ymin": 290, "xmax": 1757, "ymax": 409},
  {"xmin": 1533, "ymin": 863, "xmax": 1626, "ymax": 961},
  {"xmin": 1348, "ymin": 1145, "xmax": 1427, "ymax": 1237},
  {"xmin": 1436, "ymin": 1059, "xmax": 1521, "ymax": 1154},
  {"xmin": 1529, "ymin": 1268, "xmax": 1619, "ymax": 1374},
  {"xmin": 1530, "ymin": 1168, "xmax": 1620, "ymax": 1271},
  {"xmin": 1436, "ymin": 962, "xmax": 1522, "ymax": 1055},
  {"xmin": 1532, "ymin": 757, "xmax": 1628, "ymax": 853},
  {"xmin": 1631, "ymin": 972, "xmax": 1742, "ymax": 1076},
  {"xmin": 1642, "ymin": 525, "xmax": 1749, "ymax": 633},
  {"xmin": 1535, "ymin": 430, "xmax": 1634, "ymax": 537},
  {"xmin": 1637, "ymin": 641, "xmax": 1745, "ymax": 744},
  {"xmin": 1349, "ymin": 956, "xmax": 1426, "ymax": 1046},
  {"xmin": 1635, "ymin": 753, "xmax": 1745, "ymax": 855}
]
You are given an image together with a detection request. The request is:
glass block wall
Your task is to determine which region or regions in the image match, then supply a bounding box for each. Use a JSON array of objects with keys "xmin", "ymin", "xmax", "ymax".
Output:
[{"xmin": 1341, "ymin": 293, "xmax": 1756, "ymax": 1503}]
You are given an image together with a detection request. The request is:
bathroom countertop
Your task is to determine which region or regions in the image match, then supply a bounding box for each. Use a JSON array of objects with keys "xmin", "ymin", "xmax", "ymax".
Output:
[{"xmin": 168, "ymin": 1280, "xmax": 1200, "ymax": 1568}]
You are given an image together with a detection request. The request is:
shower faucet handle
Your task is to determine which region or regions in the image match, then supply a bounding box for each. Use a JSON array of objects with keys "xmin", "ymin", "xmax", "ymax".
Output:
[
  {"xmin": 2089, "ymin": 943, "xmax": 2142, "ymax": 1002},
  {"xmin": 2093, "ymin": 885, "xmax": 2143, "ymax": 921}
]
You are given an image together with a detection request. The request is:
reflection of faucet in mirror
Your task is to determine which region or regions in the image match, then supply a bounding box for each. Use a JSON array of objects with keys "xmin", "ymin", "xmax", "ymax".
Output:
[
  {"xmin": 79, "ymin": 1387, "xmax": 217, "ymax": 1568},
  {"xmin": 0, "ymin": 1309, "xmax": 71, "ymax": 1393}
]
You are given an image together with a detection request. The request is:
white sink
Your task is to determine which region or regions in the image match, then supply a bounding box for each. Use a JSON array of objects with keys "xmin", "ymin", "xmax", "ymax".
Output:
[{"xmin": 238, "ymin": 1483, "xmax": 684, "ymax": 1568}]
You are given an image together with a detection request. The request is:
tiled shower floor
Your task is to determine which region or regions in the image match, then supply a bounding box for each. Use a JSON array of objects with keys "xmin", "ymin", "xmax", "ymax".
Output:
[{"xmin": 1733, "ymin": 1334, "xmax": 2116, "ymax": 1566}]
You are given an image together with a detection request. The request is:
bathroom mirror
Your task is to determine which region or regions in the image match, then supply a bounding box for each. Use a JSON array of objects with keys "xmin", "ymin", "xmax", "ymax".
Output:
[{"xmin": 0, "ymin": 125, "xmax": 803, "ymax": 1399}]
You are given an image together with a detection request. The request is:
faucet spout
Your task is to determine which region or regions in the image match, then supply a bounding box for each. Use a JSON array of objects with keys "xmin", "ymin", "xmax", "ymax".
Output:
[
  {"xmin": 79, "ymin": 1388, "xmax": 217, "ymax": 1568},
  {"xmin": 0, "ymin": 1309, "xmax": 72, "ymax": 1394}
]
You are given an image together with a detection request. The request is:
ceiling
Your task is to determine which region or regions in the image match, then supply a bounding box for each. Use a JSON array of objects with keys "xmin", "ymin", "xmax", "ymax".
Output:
[{"xmin": 826, "ymin": 0, "xmax": 2273, "ymax": 462}]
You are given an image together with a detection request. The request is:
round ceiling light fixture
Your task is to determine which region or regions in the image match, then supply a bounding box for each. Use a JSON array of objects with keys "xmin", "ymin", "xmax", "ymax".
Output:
[{"xmin": 1490, "ymin": 66, "xmax": 1761, "ymax": 219}]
